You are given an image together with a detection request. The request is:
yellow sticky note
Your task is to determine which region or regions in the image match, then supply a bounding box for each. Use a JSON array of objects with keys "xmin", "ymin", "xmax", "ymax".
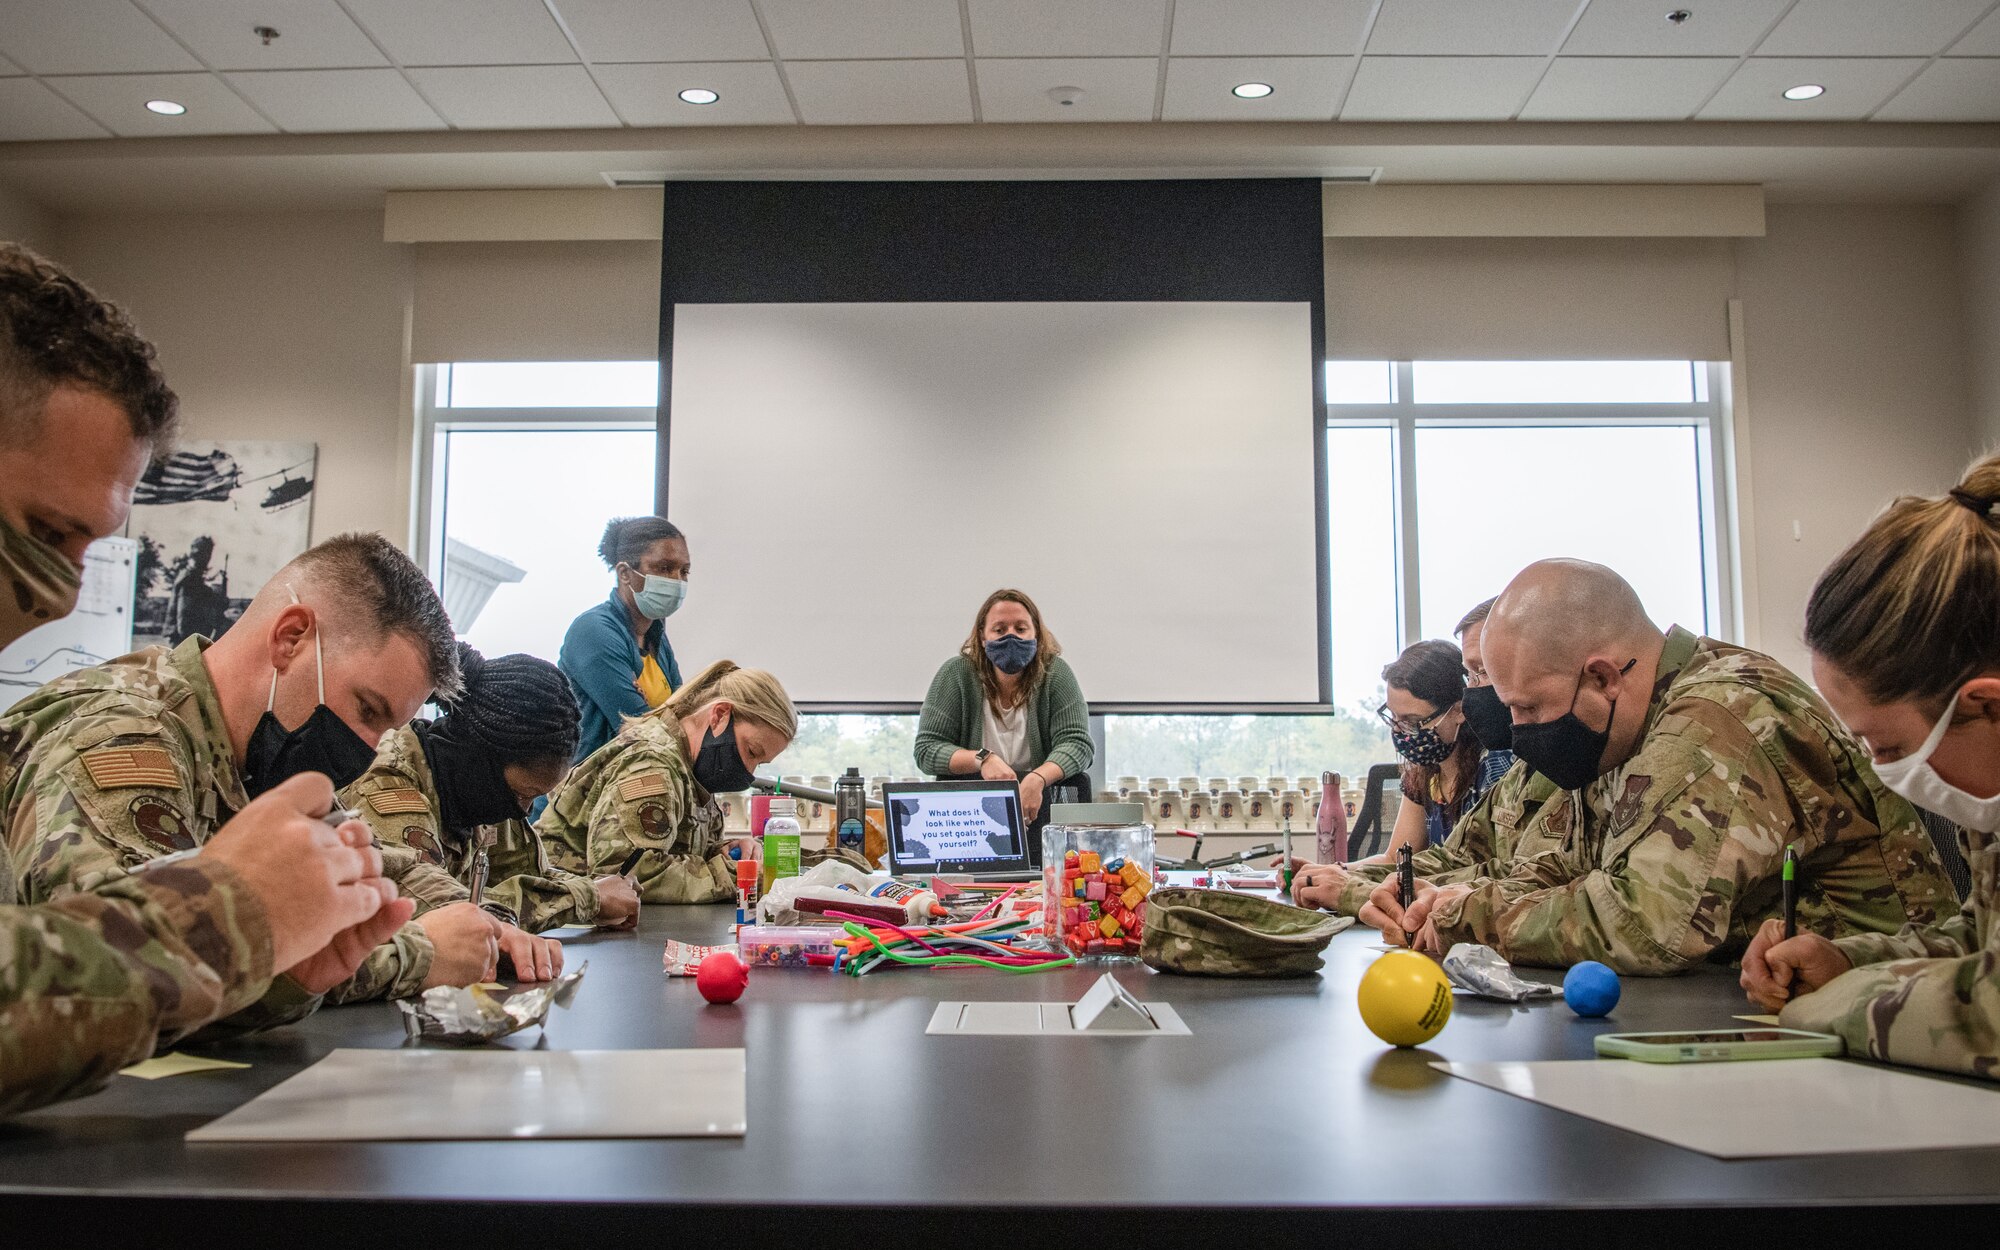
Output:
[
  {"xmin": 120, "ymin": 1051, "xmax": 251, "ymax": 1080},
  {"xmin": 1734, "ymin": 1014, "xmax": 1783, "ymax": 1026}
]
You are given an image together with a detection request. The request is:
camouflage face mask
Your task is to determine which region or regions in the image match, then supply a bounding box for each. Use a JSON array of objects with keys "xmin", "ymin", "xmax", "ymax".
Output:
[{"xmin": 0, "ymin": 513, "xmax": 82, "ymax": 650}]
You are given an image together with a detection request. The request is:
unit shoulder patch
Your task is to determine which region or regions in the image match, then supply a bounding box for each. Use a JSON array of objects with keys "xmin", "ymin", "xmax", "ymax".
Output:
[{"xmin": 79, "ymin": 746, "xmax": 183, "ymax": 791}]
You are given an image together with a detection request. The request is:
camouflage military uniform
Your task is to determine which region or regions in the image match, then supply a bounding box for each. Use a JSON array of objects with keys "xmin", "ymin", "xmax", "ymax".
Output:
[
  {"xmin": 0, "ymin": 850, "xmax": 276, "ymax": 1115},
  {"xmin": 0, "ymin": 638, "xmax": 455, "ymax": 1025},
  {"xmin": 343, "ymin": 724, "xmax": 600, "ymax": 933},
  {"xmin": 1330, "ymin": 762, "xmax": 1571, "ymax": 916},
  {"xmin": 537, "ymin": 713, "xmax": 731, "ymax": 904},
  {"xmin": 1781, "ymin": 823, "xmax": 1998, "ymax": 1079},
  {"xmin": 1424, "ymin": 628, "xmax": 1956, "ymax": 973}
]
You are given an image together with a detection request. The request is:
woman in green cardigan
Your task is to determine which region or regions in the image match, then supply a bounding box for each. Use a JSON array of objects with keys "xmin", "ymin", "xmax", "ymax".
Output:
[{"xmin": 915, "ymin": 588, "xmax": 1093, "ymax": 836}]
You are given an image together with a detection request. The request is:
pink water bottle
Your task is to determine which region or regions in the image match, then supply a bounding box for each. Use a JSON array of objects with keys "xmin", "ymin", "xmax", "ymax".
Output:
[{"xmin": 1316, "ymin": 771, "xmax": 1348, "ymax": 864}]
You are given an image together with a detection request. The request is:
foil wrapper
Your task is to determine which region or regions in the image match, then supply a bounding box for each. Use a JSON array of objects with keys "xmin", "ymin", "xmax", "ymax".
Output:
[
  {"xmin": 396, "ymin": 962, "xmax": 587, "ymax": 1044},
  {"xmin": 1442, "ymin": 943, "xmax": 1563, "ymax": 1002}
]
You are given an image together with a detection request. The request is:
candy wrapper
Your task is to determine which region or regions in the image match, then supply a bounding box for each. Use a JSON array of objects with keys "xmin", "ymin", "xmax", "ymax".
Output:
[
  {"xmin": 396, "ymin": 962, "xmax": 587, "ymax": 1044},
  {"xmin": 663, "ymin": 939, "xmax": 741, "ymax": 977},
  {"xmin": 1442, "ymin": 943, "xmax": 1562, "ymax": 1002}
]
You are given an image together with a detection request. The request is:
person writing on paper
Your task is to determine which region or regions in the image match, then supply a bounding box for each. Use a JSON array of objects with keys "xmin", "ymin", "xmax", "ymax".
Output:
[
  {"xmin": 345, "ymin": 646, "xmax": 640, "ymax": 962},
  {"xmin": 560, "ymin": 516, "xmax": 690, "ymax": 764},
  {"xmin": 915, "ymin": 589, "xmax": 1093, "ymax": 831},
  {"xmin": 539, "ymin": 661, "xmax": 794, "ymax": 903},
  {"xmin": 1359, "ymin": 559, "xmax": 1955, "ymax": 973},
  {"xmin": 1296, "ymin": 599, "xmax": 1566, "ymax": 916},
  {"xmin": 0, "ymin": 244, "xmax": 412, "ymax": 1115},
  {"xmin": 1740, "ymin": 457, "xmax": 2000, "ymax": 1079}
]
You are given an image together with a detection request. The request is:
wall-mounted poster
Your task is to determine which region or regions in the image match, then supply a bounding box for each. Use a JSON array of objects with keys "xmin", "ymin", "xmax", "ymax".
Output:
[
  {"xmin": 127, "ymin": 441, "xmax": 317, "ymax": 648},
  {"xmin": 0, "ymin": 537, "xmax": 137, "ymax": 714}
]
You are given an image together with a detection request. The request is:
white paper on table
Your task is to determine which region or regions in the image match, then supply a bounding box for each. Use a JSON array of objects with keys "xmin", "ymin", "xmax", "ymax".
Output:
[
  {"xmin": 1438, "ymin": 1058, "xmax": 2000, "ymax": 1158},
  {"xmin": 186, "ymin": 1048, "xmax": 745, "ymax": 1142}
]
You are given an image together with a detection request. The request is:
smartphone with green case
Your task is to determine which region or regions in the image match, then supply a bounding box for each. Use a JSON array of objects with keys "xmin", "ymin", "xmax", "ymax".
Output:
[{"xmin": 1593, "ymin": 1028, "xmax": 1843, "ymax": 1063}]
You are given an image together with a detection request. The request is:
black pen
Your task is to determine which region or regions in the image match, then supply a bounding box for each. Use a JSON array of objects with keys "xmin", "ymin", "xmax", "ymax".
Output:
[
  {"xmin": 618, "ymin": 848, "xmax": 646, "ymax": 880},
  {"xmin": 1397, "ymin": 843, "xmax": 1415, "ymax": 948},
  {"xmin": 1782, "ymin": 845, "xmax": 1798, "ymax": 941}
]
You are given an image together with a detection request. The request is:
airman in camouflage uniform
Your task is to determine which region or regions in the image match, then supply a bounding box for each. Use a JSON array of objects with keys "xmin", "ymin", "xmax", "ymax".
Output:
[
  {"xmin": 538, "ymin": 712, "xmax": 732, "ymax": 904},
  {"xmin": 344, "ymin": 724, "xmax": 600, "ymax": 932},
  {"xmin": 1327, "ymin": 763, "xmax": 1571, "ymax": 916},
  {"xmin": 1407, "ymin": 628, "xmax": 1956, "ymax": 972},
  {"xmin": 1, "ymin": 638, "xmax": 462, "ymax": 1025}
]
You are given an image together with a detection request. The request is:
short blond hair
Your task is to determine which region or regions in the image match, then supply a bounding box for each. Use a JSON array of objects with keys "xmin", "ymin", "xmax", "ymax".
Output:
[{"xmin": 665, "ymin": 660, "xmax": 798, "ymax": 740}]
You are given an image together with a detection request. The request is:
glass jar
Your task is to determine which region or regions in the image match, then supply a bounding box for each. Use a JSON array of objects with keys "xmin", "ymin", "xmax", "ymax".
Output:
[{"xmin": 1042, "ymin": 806, "xmax": 1155, "ymax": 964}]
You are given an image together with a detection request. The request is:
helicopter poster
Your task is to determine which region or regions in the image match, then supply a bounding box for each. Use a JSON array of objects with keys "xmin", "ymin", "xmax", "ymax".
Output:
[{"xmin": 125, "ymin": 440, "xmax": 317, "ymax": 648}]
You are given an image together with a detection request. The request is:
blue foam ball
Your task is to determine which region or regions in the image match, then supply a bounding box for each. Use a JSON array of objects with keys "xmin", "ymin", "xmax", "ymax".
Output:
[
  {"xmin": 726, "ymin": 843, "xmax": 744, "ymax": 860},
  {"xmin": 1563, "ymin": 961, "xmax": 1621, "ymax": 1017}
]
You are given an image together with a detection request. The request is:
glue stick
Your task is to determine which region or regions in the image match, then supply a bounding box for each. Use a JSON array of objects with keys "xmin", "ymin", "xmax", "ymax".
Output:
[{"xmin": 735, "ymin": 857, "xmax": 760, "ymax": 930}]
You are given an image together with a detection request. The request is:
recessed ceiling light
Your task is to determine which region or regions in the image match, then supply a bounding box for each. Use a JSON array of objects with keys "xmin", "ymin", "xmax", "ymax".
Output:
[
  {"xmin": 145, "ymin": 99, "xmax": 187, "ymax": 116},
  {"xmin": 1782, "ymin": 83, "xmax": 1825, "ymax": 101},
  {"xmin": 1232, "ymin": 82, "xmax": 1274, "ymax": 99},
  {"xmin": 678, "ymin": 88, "xmax": 719, "ymax": 105}
]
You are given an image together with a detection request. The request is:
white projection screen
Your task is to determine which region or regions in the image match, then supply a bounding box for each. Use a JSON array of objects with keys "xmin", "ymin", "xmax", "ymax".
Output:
[{"xmin": 664, "ymin": 300, "xmax": 1322, "ymax": 707}]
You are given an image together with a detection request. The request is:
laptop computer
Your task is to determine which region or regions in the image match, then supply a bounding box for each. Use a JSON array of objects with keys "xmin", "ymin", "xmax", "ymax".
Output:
[{"xmin": 881, "ymin": 780, "xmax": 1040, "ymax": 882}]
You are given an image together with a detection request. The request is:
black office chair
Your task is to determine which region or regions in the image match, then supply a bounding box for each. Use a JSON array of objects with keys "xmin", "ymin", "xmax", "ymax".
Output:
[
  {"xmin": 1344, "ymin": 763, "xmax": 1404, "ymax": 861},
  {"xmin": 1917, "ymin": 807, "xmax": 1972, "ymax": 903}
]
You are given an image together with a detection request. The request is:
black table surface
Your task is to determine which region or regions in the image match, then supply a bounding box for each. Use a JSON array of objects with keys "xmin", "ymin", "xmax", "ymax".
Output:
[{"xmin": 3, "ymin": 902, "xmax": 1997, "ymax": 1241}]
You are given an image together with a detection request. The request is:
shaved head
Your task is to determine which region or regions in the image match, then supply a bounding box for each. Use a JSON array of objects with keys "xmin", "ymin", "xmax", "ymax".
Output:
[{"xmin": 1487, "ymin": 559, "xmax": 1656, "ymax": 680}]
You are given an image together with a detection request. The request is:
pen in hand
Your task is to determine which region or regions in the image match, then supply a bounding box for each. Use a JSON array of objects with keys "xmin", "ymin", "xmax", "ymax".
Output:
[{"xmin": 1397, "ymin": 843, "xmax": 1416, "ymax": 948}]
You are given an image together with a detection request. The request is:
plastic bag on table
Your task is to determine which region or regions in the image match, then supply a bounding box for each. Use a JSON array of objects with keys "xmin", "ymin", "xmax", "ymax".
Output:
[{"xmin": 758, "ymin": 858, "xmax": 892, "ymax": 924}]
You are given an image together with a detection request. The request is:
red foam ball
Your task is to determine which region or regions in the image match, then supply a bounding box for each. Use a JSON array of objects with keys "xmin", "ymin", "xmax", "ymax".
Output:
[{"xmin": 695, "ymin": 951, "xmax": 748, "ymax": 1004}]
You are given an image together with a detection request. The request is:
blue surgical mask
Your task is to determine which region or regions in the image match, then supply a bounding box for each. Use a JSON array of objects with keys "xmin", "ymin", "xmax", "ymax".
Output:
[
  {"xmin": 984, "ymin": 635, "xmax": 1038, "ymax": 675},
  {"xmin": 629, "ymin": 571, "xmax": 686, "ymax": 621}
]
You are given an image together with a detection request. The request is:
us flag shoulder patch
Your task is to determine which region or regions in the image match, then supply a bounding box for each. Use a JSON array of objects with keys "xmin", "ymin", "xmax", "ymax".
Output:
[
  {"xmin": 617, "ymin": 772, "xmax": 670, "ymax": 802},
  {"xmin": 369, "ymin": 788, "xmax": 432, "ymax": 816},
  {"xmin": 79, "ymin": 747, "xmax": 182, "ymax": 791}
]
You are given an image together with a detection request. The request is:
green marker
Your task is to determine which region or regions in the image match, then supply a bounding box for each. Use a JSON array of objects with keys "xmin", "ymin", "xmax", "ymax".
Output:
[{"xmin": 1782, "ymin": 845, "xmax": 1798, "ymax": 941}]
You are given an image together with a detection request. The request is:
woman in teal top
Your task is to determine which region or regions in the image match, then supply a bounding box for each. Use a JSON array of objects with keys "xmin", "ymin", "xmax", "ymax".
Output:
[
  {"xmin": 559, "ymin": 516, "xmax": 689, "ymax": 765},
  {"xmin": 915, "ymin": 588, "xmax": 1093, "ymax": 840}
]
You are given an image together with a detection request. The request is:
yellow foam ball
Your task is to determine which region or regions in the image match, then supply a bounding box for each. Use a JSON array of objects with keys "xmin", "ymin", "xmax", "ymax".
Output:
[{"xmin": 1357, "ymin": 950, "xmax": 1453, "ymax": 1047}]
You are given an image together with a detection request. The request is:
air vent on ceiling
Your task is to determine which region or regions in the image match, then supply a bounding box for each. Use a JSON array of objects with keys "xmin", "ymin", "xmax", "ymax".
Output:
[
  {"xmin": 1323, "ymin": 168, "xmax": 1384, "ymax": 184},
  {"xmin": 602, "ymin": 171, "xmax": 669, "ymax": 188}
]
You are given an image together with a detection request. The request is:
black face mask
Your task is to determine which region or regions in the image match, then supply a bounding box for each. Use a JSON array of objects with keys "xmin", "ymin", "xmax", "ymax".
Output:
[
  {"xmin": 1461, "ymin": 683, "xmax": 1514, "ymax": 752},
  {"xmin": 1509, "ymin": 660, "xmax": 1634, "ymax": 792},
  {"xmin": 691, "ymin": 716, "xmax": 756, "ymax": 794},
  {"xmin": 415, "ymin": 718, "xmax": 527, "ymax": 833},
  {"xmin": 241, "ymin": 607, "xmax": 377, "ymax": 798}
]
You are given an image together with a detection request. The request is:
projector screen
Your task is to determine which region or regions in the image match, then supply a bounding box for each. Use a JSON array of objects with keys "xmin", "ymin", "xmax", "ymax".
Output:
[{"xmin": 664, "ymin": 300, "xmax": 1323, "ymax": 707}]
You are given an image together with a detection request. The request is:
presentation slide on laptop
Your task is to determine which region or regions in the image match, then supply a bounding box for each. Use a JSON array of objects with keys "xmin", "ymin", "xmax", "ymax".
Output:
[{"xmin": 890, "ymin": 789, "xmax": 1022, "ymax": 867}]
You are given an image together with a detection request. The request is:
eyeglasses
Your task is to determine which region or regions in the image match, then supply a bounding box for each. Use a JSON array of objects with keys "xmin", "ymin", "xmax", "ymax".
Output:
[{"xmin": 1375, "ymin": 702, "xmax": 1450, "ymax": 735}]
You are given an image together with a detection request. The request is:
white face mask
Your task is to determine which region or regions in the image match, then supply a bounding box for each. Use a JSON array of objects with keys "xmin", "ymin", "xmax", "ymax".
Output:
[{"xmin": 1870, "ymin": 693, "xmax": 2000, "ymax": 833}]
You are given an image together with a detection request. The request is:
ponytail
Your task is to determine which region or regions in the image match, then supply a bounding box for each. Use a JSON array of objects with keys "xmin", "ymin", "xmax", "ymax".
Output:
[
  {"xmin": 664, "ymin": 659, "xmax": 798, "ymax": 740},
  {"xmin": 1806, "ymin": 452, "xmax": 2000, "ymax": 709}
]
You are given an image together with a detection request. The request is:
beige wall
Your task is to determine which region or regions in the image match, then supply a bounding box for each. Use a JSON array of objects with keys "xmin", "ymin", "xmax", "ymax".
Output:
[
  {"xmin": 0, "ymin": 184, "xmax": 54, "ymax": 251},
  {"xmin": 48, "ymin": 210, "xmax": 414, "ymax": 545},
  {"xmin": 1962, "ymin": 181, "xmax": 2000, "ymax": 451},
  {"xmin": 1733, "ymin": 203, "xmax": 1979, "ymax": 678}
]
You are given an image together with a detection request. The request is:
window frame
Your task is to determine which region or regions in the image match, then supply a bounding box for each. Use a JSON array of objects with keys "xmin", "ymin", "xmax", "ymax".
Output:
[{"xmin": 1326, "ymin": 360, "xmax": 1741, "ymax": 651}]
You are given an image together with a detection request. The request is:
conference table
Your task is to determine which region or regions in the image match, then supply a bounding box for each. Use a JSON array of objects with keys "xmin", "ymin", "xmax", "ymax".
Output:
[{"xmin": 2, "ymin": 901, "xmax": 1996, "ymax": 1245}]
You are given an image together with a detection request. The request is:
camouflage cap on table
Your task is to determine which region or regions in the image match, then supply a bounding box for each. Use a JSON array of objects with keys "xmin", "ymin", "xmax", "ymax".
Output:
[{"xmin": 1141, "ymin": 888, "xmax": 1353, "ymax": 978}]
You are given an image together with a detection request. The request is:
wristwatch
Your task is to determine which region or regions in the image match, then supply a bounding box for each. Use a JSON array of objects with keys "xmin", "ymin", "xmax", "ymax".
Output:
[{"xmin": 973, "ymin": 748, "xmax": 992, "ymax": 768}]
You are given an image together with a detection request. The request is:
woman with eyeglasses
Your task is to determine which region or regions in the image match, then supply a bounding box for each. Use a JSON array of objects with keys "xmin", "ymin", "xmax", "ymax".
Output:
[{"xmin": 1377, "ymin": 638, "xmax": 1493, "ymax": 861}]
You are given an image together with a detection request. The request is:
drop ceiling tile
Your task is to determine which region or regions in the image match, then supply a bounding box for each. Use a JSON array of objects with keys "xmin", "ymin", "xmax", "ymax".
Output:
[
  {"xmin": 1947, "ymin": 5, "xmax": 2000, "ymax": 54},
  {"xmin": 1872, "ymin": 57, "xmax": 2000, "ymax": 119},
  {"xmin": 1561, "ymin": 0, "xmax": 1793, "ymax": 56},
  {"xmin": 1756, "ymin": 0, "xmax": 1993, "ymax": 56},
  {"xmin": 591, "ymin": 60, "xmax": 795, "ymax": 125},
  {"xmin": 0, "ymin": 0, "xmax": 200, "ymax": 74},
  {"xmin": 141, "ymin": 0, "xmax": 389, "ymax": 70},
  {"xmin": 1170, "ymin": 0, "xmax": 1374, "ymax": 55},
  {"xmin": 1341, "ymin": 55, "xmax": 1546, "ymax": 119},
  {"xmin": 45, "ymin": 72, "xmax": 277, "ymax": 136},
  {"xmin": 1697, "ymin": 56, "xmax": 1926, "ymax": 119},
  {"xmin": 976, "ymin": 57, "xmax": 1158, "ymax": 121},
  {"xmin": 1161, "ymin": 56, "xmax": 1350, "ymax": 121},
  {"xmin": 405, "ymin": 64, "xmax": 620, "ymax": 127},
  {"xmin": 0, "ymin": 77, "xmax": 113, "ymax": 140},
  {"xmin": 227, "ymin": 68, "xmax": 445, "ymax": 131},
  {"xmin": 967, "ymin": 1, "xmax": 1166, "ymax": 57},
  {"xmin": 551, "ymin": 0, "xmax": 770, "ymax": 63},
  {"xmin": 1520, "ymin": 56, "xmax": 1737, "ymax": 119},
  {"xmin": 341, "ymin": 0, "xmax": 575, "ymax": 66},
  {"xmin": 784, "ymin": 58, "xmax": 973, "ymax": 123},
  {"xmin": 1366, "ymin": 0, "xmax": 1583, "ymax": 56},
  {"xmin": 758, "ymin": 0, "xmax": 964, "ymax": 60}
]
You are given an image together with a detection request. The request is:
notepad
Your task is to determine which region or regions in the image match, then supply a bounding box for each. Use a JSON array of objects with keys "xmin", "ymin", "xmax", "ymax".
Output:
[
  {"xmin": 1439, "ymin": 1058, "xmax": 2000, "ymax": 1158},
  {"xmin": 186, "ymin": 1047, "xmax": 746, "ymax": 1142}
]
